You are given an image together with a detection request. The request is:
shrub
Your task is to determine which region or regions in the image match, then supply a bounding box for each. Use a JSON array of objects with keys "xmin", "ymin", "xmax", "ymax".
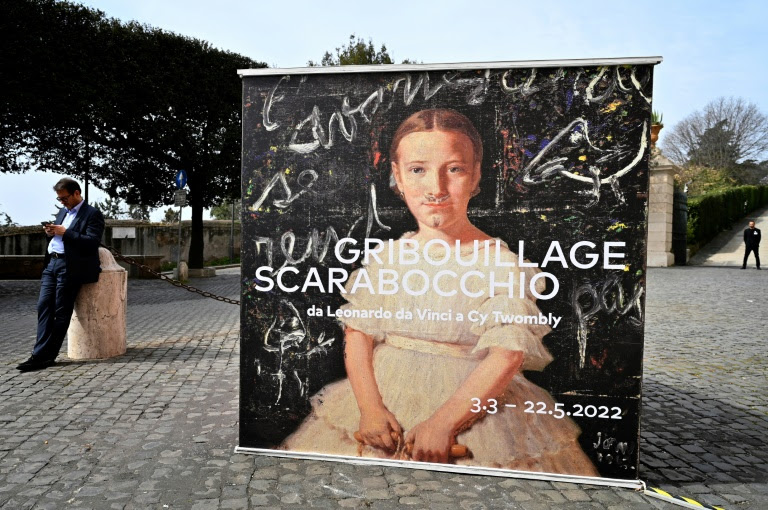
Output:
[{"xmin": 687, "ymin": 185, "xmax": 768, "ymax": 250}]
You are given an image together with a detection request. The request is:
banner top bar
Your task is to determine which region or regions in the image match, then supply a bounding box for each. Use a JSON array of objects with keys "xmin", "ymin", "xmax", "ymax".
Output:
[{"xmin": 238, "ymin": 56, "xmax": 662, "ymax": 77}]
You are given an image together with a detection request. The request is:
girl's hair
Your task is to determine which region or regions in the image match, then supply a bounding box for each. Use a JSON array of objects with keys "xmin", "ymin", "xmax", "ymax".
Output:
[{"xmin": 389, "ymin": 108, "xmax": 483, "ymax": 164}]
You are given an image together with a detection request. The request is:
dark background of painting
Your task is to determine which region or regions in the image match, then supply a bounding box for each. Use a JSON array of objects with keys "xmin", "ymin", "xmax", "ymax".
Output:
[{"xmin": 240, "ymin": 64, "xmax": 654, "ymax": 479}]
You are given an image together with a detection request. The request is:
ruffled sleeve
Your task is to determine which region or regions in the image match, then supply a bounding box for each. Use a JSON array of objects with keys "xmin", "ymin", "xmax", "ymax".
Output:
[{"xmin": 469, "ymin": 246, "xmax": 554, "ymax": 371}]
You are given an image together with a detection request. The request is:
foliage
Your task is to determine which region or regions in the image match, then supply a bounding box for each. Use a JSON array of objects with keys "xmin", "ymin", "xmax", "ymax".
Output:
[
  {"xmin": 160, "ymin": 260, "xmax": 177, "ymax": 272},
  {"xmin": 1, "ymin": 0, "xmax": 266, "ymax": 267},
  {"xmin": 204, "ymin": 255, "xmax": 241, "ymax": 267},
  {"xmin": 687, "ymin": 120, "xmax": 740, "ymax": 169},
  {"xmin": 210, "ymin": 199, "xmax": 241, "ymax": 220},
  {"xmin": 651, "ymin": 110, "xmax": 663, "ymax": 126},
  {"xmin": 91, "ymin": 196, "xmax": 125, "ymax": 219},
  {"xmin": 661, "ymin": 97, "xmax": 768, "ymax": 169},
  {"xmin": 127, "ymin": 204, "xmax": 151, "ymax": 221},
  {"xmin": 0, "ymin": 202, "xmax": 15, "ymax": 226},
  {"xmin": 686, "ymin": 185, "xmax": 768, "ymax": 250},
  {"xmin": 308, "ymin": 34, "xmax": 413, "ymax": 66},
  {"xmin": 731, "ymin": 159, "xmax": 768, "ymax": 185},
  {"xmin": 163, "ymin": 208, "xmax": 180, "ymax": 223},
  {"xmin": 674, "ymin": 165, "xmax": 740, "ymax": 197},
  {"xmin": 674, "ymin": 159, "xmax": 768, "ymax": 197},
  {"xmin": 1, "ymin": 209, "xmax": 16, "ymax": 227}
]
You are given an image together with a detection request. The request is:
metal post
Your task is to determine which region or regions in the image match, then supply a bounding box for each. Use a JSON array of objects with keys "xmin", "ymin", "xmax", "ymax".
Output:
[
  {"xmin": 84, "ymin": 141, "xmax": 90, "ymax": 203},
  {"xmin": 177, "ymin": 205, "xmax": 183, "ymax": 272},
  {"xmin": 229, "ymin": 200, "xmax": 235, "ymax": 262},
  {"xmin": 172, "ymin": 171, "xmax": 188, "ymax": 279}
]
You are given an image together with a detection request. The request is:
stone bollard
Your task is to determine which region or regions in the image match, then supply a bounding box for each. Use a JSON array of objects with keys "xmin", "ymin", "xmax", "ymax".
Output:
[
  {"xmin": 174, "ymin": 261, "xmax": 189, "ymax": 281},
  {"xmin": 68, "ymin": 247, "xmax": 127, "ymax": 359}
]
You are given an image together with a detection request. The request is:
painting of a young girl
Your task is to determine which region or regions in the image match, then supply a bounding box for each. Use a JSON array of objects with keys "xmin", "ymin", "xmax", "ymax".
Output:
[{"xmin": 279, "ymin": 108, "xmax": 598, "ymax": 476}]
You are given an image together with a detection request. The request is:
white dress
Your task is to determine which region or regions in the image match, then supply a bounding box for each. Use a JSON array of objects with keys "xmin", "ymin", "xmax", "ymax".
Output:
[{"xmin": 280, "ymin": 234, "xmax": 598, "ymax": 476}]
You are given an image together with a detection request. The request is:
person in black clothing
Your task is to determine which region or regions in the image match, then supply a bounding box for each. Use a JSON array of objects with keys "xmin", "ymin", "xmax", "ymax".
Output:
[
  {"xmin": 16, "ymin": 178, "xmax": 105, "ymax": 372},
  {"xmin": 741, "ymin": 220, "xmax": 761, "ymax": 270}
]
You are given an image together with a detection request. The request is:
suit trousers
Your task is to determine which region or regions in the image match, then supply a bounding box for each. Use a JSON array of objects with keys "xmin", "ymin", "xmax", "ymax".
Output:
[
  {"xmin": 742, "ymin": 246, "xmax": 760, "ymax": 268},
  {"xmin": 34, "ymin": 258, "xmax": 82, "ymax": 360}
]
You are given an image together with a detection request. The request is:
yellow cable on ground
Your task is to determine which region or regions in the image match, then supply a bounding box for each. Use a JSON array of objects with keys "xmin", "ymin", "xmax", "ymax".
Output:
[{"xmin": 644, "ymin": 487, "xmax": 726, "ymax": 510}]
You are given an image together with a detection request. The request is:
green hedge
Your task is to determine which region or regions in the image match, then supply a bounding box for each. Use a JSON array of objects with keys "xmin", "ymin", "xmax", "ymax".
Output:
[{"xmin": 687, "ymin": 185, "xmax": 768, "ymax": 249}]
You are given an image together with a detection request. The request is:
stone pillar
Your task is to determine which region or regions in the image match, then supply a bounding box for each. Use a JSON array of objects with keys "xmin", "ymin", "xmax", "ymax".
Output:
[
  {"xmin": 68, "ymin": 247, "xmax": 127, "ymax": 359},
  {"xmin": 178, "ymin": 261, "xmax": 189, "ymax": 280},
  {"xmin": 647, "ymin": 151, "xmax": 677, "ymax": 267}
]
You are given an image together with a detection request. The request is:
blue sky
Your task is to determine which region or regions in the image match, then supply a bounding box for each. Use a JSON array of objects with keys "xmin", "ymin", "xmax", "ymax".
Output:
[{"xmin": 3, "ymin": 0, "xmax": 767, "ymax": 225}]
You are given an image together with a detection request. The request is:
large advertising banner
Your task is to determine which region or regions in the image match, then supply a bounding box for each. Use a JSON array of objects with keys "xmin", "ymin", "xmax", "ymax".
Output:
[{"xmin": 238, "ymin": 58, "xmax": 659, "ymax": 484}]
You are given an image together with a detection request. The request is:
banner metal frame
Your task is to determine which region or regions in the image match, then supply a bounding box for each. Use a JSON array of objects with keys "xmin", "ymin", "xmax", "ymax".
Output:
[
  {"xmin": 237, "ymin": 56, "xmax": 662, "ymax": 492},
  {"xmin": 234, "ymin": 446, "xmax": 646, "ymax": 490},
  {"xmin": 238, "ymin": 56, "xmax": 662, "ymax": 77}
]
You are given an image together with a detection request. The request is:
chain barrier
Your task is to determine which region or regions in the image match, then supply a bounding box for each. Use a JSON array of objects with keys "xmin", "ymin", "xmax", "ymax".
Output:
[{"xmin": 100, "ymin": 243, "xmax": 241, "ymax": 306}]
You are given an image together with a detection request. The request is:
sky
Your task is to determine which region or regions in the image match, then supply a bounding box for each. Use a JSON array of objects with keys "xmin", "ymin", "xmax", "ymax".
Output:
[{"xmin": 3, "ymin": 0, "xmax": 768, "ymax": 225}]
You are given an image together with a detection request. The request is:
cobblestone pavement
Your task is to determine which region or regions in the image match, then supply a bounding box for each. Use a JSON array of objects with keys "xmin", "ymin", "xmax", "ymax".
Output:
[{"xmin": 0, "ymin": 266, "xmax": 765, "ymax": 509}]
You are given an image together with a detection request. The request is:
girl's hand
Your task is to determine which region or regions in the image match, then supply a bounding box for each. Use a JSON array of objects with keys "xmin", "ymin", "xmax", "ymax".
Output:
[
  {"xmin": 358, "ymin": 407, "xmax": 402, "ymax": 452},
  {"xmin": 405, "ymin": 419, "xmax": 455, "ymax": 463}
]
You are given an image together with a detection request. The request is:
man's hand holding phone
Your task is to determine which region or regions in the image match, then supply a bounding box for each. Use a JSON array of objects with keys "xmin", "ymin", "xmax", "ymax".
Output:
[{"xmin": 41, "ymin": 222, "xmax": 58, "ymax": 236}]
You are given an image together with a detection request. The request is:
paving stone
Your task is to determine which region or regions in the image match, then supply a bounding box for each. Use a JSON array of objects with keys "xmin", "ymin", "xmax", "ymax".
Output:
[
  {"xmin": 362, "ymin": 476, "xmax": 389, "ymax": 489},
  {"xmin": 392, "ymin": 483, "xmax": 417, "ymax": 496},
  {"xmin": 190, "ymin": 499, "xmax": 219, "ymax": 510},
  {"xmin": 220, "ymin": 498, "xmax": 249, "ymax": 509},
  {"xmin": 249, "ymin": 493, "xmax": 280, "ymax": 506},
  {"xmin": 460, "ymin": 501, "xmax": 488, "ymax": 510},
  {"xmin": 562, "ymin": 488, "xmax": 592, "ymax": 502}
]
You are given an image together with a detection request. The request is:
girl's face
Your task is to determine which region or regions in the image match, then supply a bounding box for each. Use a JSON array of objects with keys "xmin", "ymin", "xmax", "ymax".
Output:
[{"xmin": 392, "ymin": 130, "xmax": 481, "ymax": 232}]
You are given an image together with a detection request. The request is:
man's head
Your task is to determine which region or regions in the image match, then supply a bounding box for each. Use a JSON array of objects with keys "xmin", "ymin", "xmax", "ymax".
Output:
[
  {"xmin": 53, "ymin": 178, "xmax": 83, "ymax": 210},
  {"xmin": 749, "ymin": 221, "xmax": 756, "ymax": 229}
]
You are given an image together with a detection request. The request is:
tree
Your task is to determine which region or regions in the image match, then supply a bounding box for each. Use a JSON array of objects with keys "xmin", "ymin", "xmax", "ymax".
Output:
[
  {"xmin": 688, "ymin": 120, "xmax": 740, "ymax": 169},
  {"xmin": 163, "ymin": 208, "xmax": 180, "ymax": 224},
  {"xmin": 308, "ymin": 34, "xmax": 413, "ymax": 66},
  {"xmin": 91, "ymin": 197, "xmax": 125, "ymax": 220},
  {"xmin": 211, "ymin": 199, "xmax": 241, "ymax": 220},
  {"xmin": 732, "ymin": 159, "xmax": 768, "ymax": 185},
  {"xmin": 661, "ymin": 97, "xmax": 768, "ymax": 169},
  {"xmin": 127, "ymin": 204, "xmax": 151, "ymax": 221},
  {"xmin": 0, "ymin": 204, "xmax": 17, "ymax": 227},
  {"xmin": 1, "ymin": 0, "xmax": 266, "ymax": 268}
]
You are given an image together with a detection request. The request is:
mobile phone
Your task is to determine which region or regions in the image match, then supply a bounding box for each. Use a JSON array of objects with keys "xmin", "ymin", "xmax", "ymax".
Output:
[{"xmin": 41, "ymin": 221, "xmax": 52, "ymax": 226}]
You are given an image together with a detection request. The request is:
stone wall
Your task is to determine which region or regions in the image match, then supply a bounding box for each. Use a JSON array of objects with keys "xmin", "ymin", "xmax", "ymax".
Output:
[
  {"xmin": 0, "ymin": 220, "xmax": 241, "ymax": 279},
  {"xmin": 103, "ymin": 220, "xmax": 242, "ymax": 264}
]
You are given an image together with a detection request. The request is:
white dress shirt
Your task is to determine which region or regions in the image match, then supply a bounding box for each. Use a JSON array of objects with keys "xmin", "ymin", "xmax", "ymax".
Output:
[{"xmin": 48, "ymin": 201, "xmax": 84, "ymax": 254}]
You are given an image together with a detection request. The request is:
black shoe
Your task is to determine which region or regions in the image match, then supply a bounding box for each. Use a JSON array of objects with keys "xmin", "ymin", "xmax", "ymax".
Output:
[
  {"xmin": 741, "ymin": 267, "xmax": 746, "ymax": 269},
  {"xmin": 758, "ymin": 267, "xmax": 762, "ymax": 270},
  {"xmin": 16, "ymin": 356, "xmax": 56, "ymax": 372},
  {"xmin": 16, "ymin": 356, "xmax": 37, "ymax": 369}
]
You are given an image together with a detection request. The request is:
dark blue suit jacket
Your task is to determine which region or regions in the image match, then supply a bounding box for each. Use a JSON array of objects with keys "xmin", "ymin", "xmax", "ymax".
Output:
[{"xmin": 44, "ymin": 203, "xmax": 105, "ymax": 284}]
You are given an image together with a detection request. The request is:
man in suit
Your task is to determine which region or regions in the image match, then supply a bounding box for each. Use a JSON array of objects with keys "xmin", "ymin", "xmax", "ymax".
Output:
[
  {"xmin": 16, "ymin": 178, "xmax": 105, "ymax": 372},
  {"xmin": 741, "ymin": 220, "xmax": 761, "ymax": 270}
]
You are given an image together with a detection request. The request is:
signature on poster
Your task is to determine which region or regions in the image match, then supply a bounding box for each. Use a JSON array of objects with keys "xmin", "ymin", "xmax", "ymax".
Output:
[{"xmin": 593, "ymin": 431, "xmax": 636, "ymax": 471}]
